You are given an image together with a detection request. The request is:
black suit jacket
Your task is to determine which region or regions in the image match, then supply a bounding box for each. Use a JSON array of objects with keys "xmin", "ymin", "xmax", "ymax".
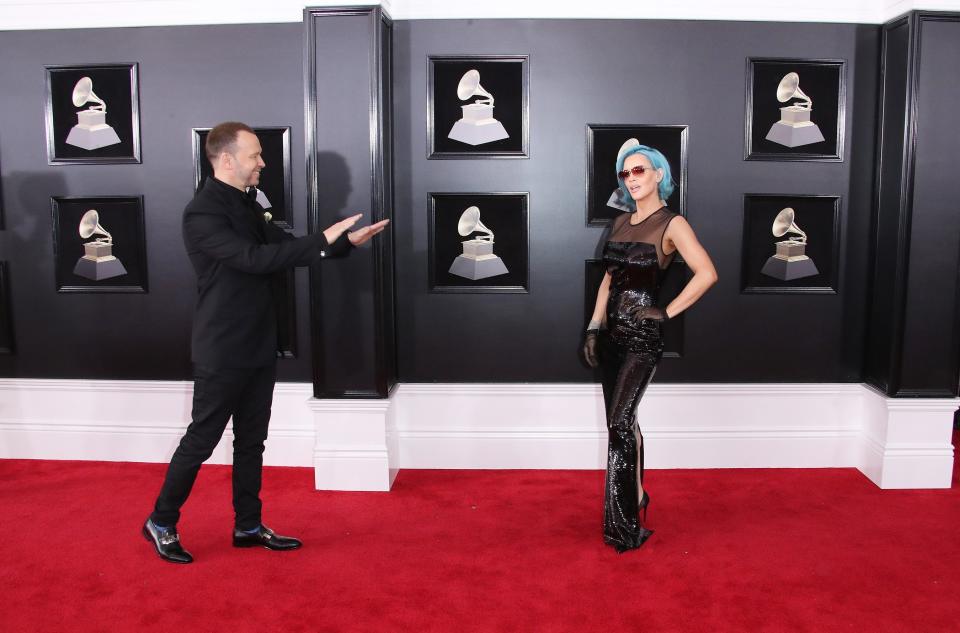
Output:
[{"xmin": 183, "ymin": 177, "xmax": 351, "ymax": 368}]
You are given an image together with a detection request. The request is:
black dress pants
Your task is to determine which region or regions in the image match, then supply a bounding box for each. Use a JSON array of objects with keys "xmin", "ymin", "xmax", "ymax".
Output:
[
  {"xmin": 151, "ymin": 363, "xmax": 277, "ymax": 530},
  {"xmin": 599, "ymin": 333, "xmax": 658, "ymax": 552}
]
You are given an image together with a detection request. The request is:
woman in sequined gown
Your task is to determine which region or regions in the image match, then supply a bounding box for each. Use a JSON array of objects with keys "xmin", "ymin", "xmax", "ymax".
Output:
[{"xmin": 583, "ymin": 143, "xmax": 718, "ymax": 553}]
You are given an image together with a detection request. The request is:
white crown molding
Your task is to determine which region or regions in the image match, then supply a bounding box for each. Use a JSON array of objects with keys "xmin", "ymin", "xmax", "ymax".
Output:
[
  {"xmin": 0, "ymin": 0, "xmax": 371, "ymax": 30},
  {"xmin": 1, "ymin": 0, "xmax": 958, "ymax": 30},
  {"xmin": 883, "ymin": 0, "xmax": 960, "ymax": 19},
  {"xmin": 392, "ymin": 0, "xmax": 883, "ymax": 22}
]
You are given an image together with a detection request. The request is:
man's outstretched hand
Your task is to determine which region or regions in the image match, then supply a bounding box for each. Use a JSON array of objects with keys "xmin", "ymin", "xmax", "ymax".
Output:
[
  {"xmin": 322, "ymin": 214, "xmax": 390, "ymax": 247},
  {"xmin": 347, "ymin": 218, "xmax": 390, "ymax": 246}
]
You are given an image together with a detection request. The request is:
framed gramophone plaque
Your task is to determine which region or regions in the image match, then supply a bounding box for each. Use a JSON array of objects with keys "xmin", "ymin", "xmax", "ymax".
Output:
[
  {"xmin": 586, "ymin": 124, "xmax": 688, "ymax": 226},
  {"xmin": 745, "ymin": 58, "xmax": 845, "ymax": 161},
  {"xmin": 44, "ymin": 63, "xmax": 141, "ymax": 165},
  {"xmin": 192, "ymin": 127, "xmax": 294, "ymax": 229},
  {"xmin": 51, "ymin": 196, "xmax": 148, "ymax": 293},
  {"xmin": 427, "ymin": 55, "xmax": 529, "ymax": 159},
  {"xmin": 428, "ymin": 192, "xmax": 529, "ymax": 293},
  {"xmin": 741, "ymin": 194, "xmax": 840, "ymax": 294}
]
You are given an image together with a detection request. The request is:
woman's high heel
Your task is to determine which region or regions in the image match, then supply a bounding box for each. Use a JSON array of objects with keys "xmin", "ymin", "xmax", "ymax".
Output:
[{"xmin": 639, "ymin": 490, "xmax": 651, "ymax": 523}]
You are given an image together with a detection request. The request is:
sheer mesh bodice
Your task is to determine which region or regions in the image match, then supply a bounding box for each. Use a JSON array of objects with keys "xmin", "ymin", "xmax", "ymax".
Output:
[{"xmin": 607, "ymin": 206, "xmax": 678, "ymax": 268}]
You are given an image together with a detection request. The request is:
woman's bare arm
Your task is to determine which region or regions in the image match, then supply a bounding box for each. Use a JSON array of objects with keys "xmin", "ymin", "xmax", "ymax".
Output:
[{"xmin": 662, "ymin": 217, "xmax": 718, "ymax": 318}]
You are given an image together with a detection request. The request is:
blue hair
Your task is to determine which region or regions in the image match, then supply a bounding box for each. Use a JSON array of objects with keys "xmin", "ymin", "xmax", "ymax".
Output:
[{"xmin": 616, "ymin": 145, "xmax": 675, "ymax": 204}]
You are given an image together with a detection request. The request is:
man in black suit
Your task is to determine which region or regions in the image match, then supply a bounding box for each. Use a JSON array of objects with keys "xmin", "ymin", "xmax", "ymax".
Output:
[{"xmin": 143, "ymin": 122, "xmax": 388, "ymax": 564}]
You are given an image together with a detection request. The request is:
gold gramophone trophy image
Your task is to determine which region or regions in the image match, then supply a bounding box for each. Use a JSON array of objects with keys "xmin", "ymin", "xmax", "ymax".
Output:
[
  {"xmin": 760, "ymin": 207, "xmax": 819, "ymax": 281},
  {"xmin": 765, "ymin": 72, "xmax": 825, "ymax": 148},
  {"xmin": 447, "ymin": 70, "xmax": 509, "ymax": 146},
  {"xmin": 448, "ymin": 206, "xmax": 509, "ymax": 280},
  {"xmin": 65, "ymin": 77, "xmax": 122, "ymax": 150},
  {"xmin": 73, "ymin": 210, "xmax": 128, "ymax": 281},
  {"xmin": 607, "ymin": 137, "xmax": 641, "ymax": 212}
]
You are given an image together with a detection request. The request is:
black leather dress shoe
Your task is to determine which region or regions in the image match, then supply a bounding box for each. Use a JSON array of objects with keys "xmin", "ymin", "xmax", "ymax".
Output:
[
  {"xmin": 142, "ymin": 518, "xmax": 193, "ymax": 564},
  {"xmin": 232, "ymin": 525, "xmax": 302, "ymax": 550}
]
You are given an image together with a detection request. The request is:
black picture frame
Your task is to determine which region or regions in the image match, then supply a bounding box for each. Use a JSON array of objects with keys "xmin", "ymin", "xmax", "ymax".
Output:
[
  {"xmin": 741, "ymin": 194, "xmax": 841, "ymax": 294},
  {"xmin": 0, "ymin": 262, "xmax": 15, "ymax": 354},
  {"xmin": 0, "ymin": 156, "xmax": 5, "ymax": 230},
  {"xmin": 586, "ymin": 124, "xmax": 689, "ymax": 226},
  {"xmin": 428, "ymin": 192, "xmax": 529, "ymax": 293},
  {"xmin": 192, "ymin": 126, "xmax": 294, "ymax": 229},
  {"xmin": 51, "ymin": 196, "xmax": 148, "ymax": 293},
  {"xmin": 584, "ymin": 259, "xmax": 686, "ymax": 358},
  {"xmin": 744, "ymin": 58, "xmax": 845, "ymax": 161},
  {"xmin": 44, "ymin": 63, "xmax": 141, "ymax": 165},
  {"xmin": 427, "ymin": 55, "xmax": 529, "ymax": 159}
]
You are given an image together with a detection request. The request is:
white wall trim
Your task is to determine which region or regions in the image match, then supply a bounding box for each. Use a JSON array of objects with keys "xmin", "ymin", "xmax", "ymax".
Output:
[
  {"xmin": 0, "ymin": 379, "xmax": 955, "ymax": 489},
  {"xmin": 309, "ymin": 397, "xmax": 398, "ymax": 491},
  {"xmin": 0, "ymin": 378, "xmax": 316, "ymax": 466},
  {"xmin": 1, "ymin": 0, "xmax": 958, "ymax": 30},
  {"xmin": 392, "ymin": 383, "xmax": 870, "ymax": 470}
]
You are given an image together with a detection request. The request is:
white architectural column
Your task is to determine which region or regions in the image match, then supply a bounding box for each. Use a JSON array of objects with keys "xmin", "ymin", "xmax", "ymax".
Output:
[
  {"xmin": 859, "ymin": 386, "xmax": 958, "ymax": 488},
  {"xmin": 309, "ymin": 396, "xmax": 398, "ymax": 491}
]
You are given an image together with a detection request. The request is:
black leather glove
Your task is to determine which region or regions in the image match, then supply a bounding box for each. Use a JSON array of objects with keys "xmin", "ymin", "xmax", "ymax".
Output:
[
  {"xmin": 583, "ymin": 329, "xmax": 600, "ymax": 368},
  {"xmin": 628, "ymin": 306, "xmax": 669, "ymax": 323}
]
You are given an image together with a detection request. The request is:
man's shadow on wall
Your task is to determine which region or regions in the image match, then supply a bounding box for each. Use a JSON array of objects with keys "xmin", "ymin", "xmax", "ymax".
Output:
[
  {"xmin": 1, "ymin": 171, "xmax": 67, "ymax": 373},
  {"xmin": 312, "ymin": 151, "xmax": 377, "ymax": 391}
]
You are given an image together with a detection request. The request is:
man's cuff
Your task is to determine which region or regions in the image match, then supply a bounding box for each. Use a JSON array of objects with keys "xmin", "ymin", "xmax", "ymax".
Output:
[{"xmin": 319, "ymin": 231, "xmax": 354, "ymax": 258}]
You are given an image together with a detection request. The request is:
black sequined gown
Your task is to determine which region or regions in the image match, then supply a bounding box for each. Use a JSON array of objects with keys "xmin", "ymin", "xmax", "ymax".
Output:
[{"xmin": 600, "ymin": 207, "xmax": 678, "ymax": 552}]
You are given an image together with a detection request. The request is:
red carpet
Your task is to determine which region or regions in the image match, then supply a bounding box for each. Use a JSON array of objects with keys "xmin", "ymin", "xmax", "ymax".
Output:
[{"xmin": 2, "ymin": 437, "xmax": 958, "ymax": 633}]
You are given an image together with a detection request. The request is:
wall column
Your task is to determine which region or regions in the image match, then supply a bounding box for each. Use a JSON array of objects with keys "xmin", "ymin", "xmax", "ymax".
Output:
[
  {"xmin": 864, "ymin": 11, "xmax": 960, "ymax": 400},
  {"xmin": 305, "ymin": 5, "xmax": 397, "ymax": 489}
]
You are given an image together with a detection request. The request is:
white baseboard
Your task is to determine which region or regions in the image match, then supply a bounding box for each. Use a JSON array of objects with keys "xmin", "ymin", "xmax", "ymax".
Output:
[
  {"xmin": 0, "ymin": 379, "xmax": 315, "ymax": 467},
  {"xmin": 0, "ymin": 379, "xmax": 955, "ymax": 489},
  {"xmin": 392, "ymin": 383, "xmax": 866, "ymax": 470}
]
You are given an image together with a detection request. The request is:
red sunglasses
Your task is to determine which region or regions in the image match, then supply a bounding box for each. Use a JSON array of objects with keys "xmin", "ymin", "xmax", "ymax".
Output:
[{"xmin": 617, "ymin": 165, "xmax": 656, "ymax": 180}]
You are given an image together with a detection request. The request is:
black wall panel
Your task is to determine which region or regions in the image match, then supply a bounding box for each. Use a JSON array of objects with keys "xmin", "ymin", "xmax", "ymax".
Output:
[
  {"xmin": 0, "ymin": 24, "xmax": 313, "ymax": 381},
  {"xmin": 864, "ymin": 12, "xmax": 960, "ymax": 397},
  {"xmin": 307, "ymin": 13, "xmax": 379, "ymax": 396},
  {"xmin": 305, "ymin": 7, "xmax": 397, "ymax": 398},
  {"xmin": 392, "ymin": 19, "xmax": 880, "ymax": 382},
  {"xmin": 840, "ymin": 26, "xmax": 886, "ymax": 382},
  {"xmin": 864, "ymin": 17, "xmax": 911, "ymax": 393},
  {"xmin": 898, "ymin": 15, "xmax": 960, "ymax": 396}
]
